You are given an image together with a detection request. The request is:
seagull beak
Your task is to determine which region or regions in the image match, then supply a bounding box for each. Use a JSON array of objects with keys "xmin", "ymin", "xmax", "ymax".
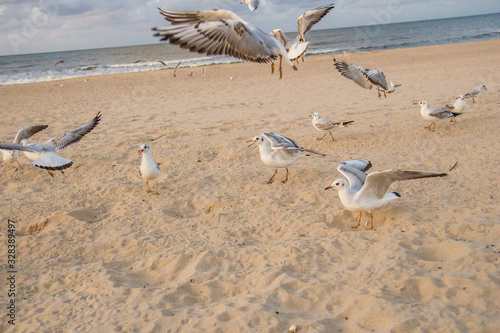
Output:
[
  {"xmin": 412, "ymin": 100, "xmax": 420, "ymax": 105},
  {"xmin": 247, "ymin": 139, "xmax": 257, "ymax": 147},
  {"xmin": 138, "ymin": 149, "xmax": 144, "ymax": 155},
  {"xmin": 324, "ymin": 186, "xmax": 333, "ymax": 190}
]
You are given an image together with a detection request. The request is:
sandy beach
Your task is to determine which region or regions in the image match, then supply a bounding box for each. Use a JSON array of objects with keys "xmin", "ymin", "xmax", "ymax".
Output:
[{"xmin": 1, "ymin": 39, "xmax": 499, "ymax": 332}]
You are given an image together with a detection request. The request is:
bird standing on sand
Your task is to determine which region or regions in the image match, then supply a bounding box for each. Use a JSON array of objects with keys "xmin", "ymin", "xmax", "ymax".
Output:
[
  {"xmin": 414, "ymin": 100, "xmax": 462, "ymax": 131},
  {"xmin": 152, "ymin": 8, "xmax": 297, "ymax": 79},
  {"xmin": 2, "ymin": 124, "xmax": 48, "ymax": 171},
  {"xmin": 248, "ymin": 132, "xmax": 325, "ymax": 184},
  {"xmin": 310, "ymin": 112, "xmax": 354, "ymax": 142},
  {"xmin": 463, "ymin": 84, "xmax": 487, "ymax": 103},
  {"xmin": 0, "ymin": 113, "xmax": 101, "ymax": 177},
  {"xmin": 333, "ymin": 58, "xmax": 399, "ymax": 98},
  {"xmin": 325, "ymin": 159, "xmax": 447, "ymax": 230},
  {"xmin": 444, "ymin": 94, "xmax": 466, "ymax": 113},
  {"xmin": 138, "ymin": 143, "xmax": 161, "ymax": 195},
  {"xmin": 270, "ymin": 4, "xmax": 335, "ymax": 63}
]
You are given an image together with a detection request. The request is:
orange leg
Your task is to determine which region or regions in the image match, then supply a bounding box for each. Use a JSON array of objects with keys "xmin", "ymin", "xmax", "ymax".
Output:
[{"xmin": 267, "ymin": 169, "xmax": 278, "ymax": 184}]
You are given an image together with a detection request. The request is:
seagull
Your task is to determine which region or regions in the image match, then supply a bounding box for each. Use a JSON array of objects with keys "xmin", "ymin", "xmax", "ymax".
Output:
[
  {"xmin": 414, "ymin": 100, "xmax": 462, "ymax": 132},
  {"xmin": 134, "ymin": 59, "xmax": 167, "ymax": 66},
  {"xmin": 2, "ymin": 124, "xmax": 48, "ymax": 171},
  {"xmin": 310, "ymin": 112, "xmax": 354, "ymax": 142},
  {"xmin": 333, "ymin": 58, "xmax": 398, "ymax": 98},
  {"xmin": 248, "ymin": 132, "xmax": 325, "ymax": 184},
  {"xmin": 138, "ymin": 143, "xmax": 161, "ymax": 195},
  {"xmin": 270, "ymin": 3, "xmax": 335, "ymax": 63},
  {"xmin": 240, "ymin": 0, "xmax": 259, "ymax": 11},
  {"xmin": 54, "ymin": 60, "xmax": 65, "ymax": 66},
  {"xmin": 444, "ymin": 94, "xmax": 466, "ymax": 113},
  {"xmin": 325, "ymin": 159, "xmax": 447, "ymax": 230},
  {"xmin": 152, "ymin": 8, "xmax": 297, "ymax": 79},
  {"xmin": 0, "ymin": 113, "xmax": 101, "ymax": 177},
  {"xmin": 463, "ymin": 84, "xmax": 487, "ymax": 103},
  {"xmin": 172, "ymin": 61, "xmax": 181, "ymax": 77}
]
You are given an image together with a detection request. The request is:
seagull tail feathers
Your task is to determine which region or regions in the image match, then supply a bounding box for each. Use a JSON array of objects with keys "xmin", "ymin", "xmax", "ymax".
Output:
[{"xmin": 33, "ymin": 153, "xmax": 73, "ymax": 171}]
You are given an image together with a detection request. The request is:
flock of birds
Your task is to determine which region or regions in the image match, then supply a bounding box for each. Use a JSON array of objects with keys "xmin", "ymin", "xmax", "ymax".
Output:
[{"xmin": 1, "ymin": 2, "xmax": 489, "ymax": 230}]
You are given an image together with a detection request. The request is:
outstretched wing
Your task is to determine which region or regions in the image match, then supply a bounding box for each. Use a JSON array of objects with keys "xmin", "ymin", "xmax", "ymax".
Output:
[
  {"xmin": 358, "ymin": 170, "xmax": 447, "ymax": 200},
  {"xmin": 337, "ymin": 159, "xmax": 371, "ymax": 190},
  {"xmin": 262, "ymin": 132, "xmax": 303, "ymax": 150},
  {"xmin": 152, "ymin": 8, "xmax": 277, "ymax": 64},
  {"xmin": 333, "ymin": 58, "xmax": 373, "ymax": 90},
  {"xmin": 45, "ymin": 112, "xmax": 101, "ymax": 152},
  {"xmin": 297, "ymin": 4, "xmax": 335, "ymax": 41},
  {"xmin": 362, "ymin": 69, "xmax": 389, "ymax": 91},
  {"xmin": 0, "ymin": 142, "xmax": 42, "ymax": 153},
  {"xmin": 13, "ymin": 124, "xmax": 49, "ymax": 144}
]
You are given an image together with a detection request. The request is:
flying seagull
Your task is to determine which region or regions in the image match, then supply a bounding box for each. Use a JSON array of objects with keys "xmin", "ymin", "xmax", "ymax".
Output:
[
  {"xmin": 325, "ymin": 159, "xmax": 447, "ymax": 230},
  {"xmin": 2, "ymin": 124, "xmax": 48, "ymax": 171},
  {"xmin": 333, "ymin": 58, "xmax": 398, "ymax": 98},
  {"xmin": 248, "ymin": 132, "xmax": 325, "ymax": 184},
  {"xmin": 0, "ymin": 112, "xmax": 101, "ymax": 177},
  {"xmin": 240, "ymin": 0, "xmax": 259, "ymax": 11},
  {"xmin": 152, "ymin": 8, "xmax": 297, "ymax": 79},
  {"xmin": 134, "ymin": 59, "xmax": 167, "ymax": 66},
  {"xmin": 270, "ymin": 3, "xmax": 335, "ymax": 63}
]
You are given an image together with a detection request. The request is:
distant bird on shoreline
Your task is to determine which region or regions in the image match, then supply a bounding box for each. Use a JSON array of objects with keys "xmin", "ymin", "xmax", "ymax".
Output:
[
  {"xmin": 310, "ymin": 112, "xmax": 354, "ymax": 142},
  {"xmin": 138, "ymin": 143, "xmax": 161, "ymax": 195},
  {"xmin": 2, "ymin": 124, "xmax": 48, "ymax": 171},
  {"xmin": 333, "ymin": 58, "xmax": 398, "ymax": 98},
  {"xmin": 0, "ymin": 113, "xmax": 101, "ymax": 177},
  {"xmin": 152, "ymin": 8, "xmax": 297, "ymax": 79},
  {"xmin": 134, "ymin": 59, "xmax": 167, "ymax": 66},
  {"xmin": 325, "ymin": 159, "xmax": 448, "ymax": 230},
  {"xmin": 54, "ymin": 60, "xmax": 65, "ymax": 66},
  {"xmin": 463, "ymin": 84, "xmax": 487, "ymax": 103},
  {"xmin": 414, "ymin": 100, "xmax": 462, "ymax": 131},
  {"xmin": 271, "ymin": 3, "xmax": 335, "ymax": 63},
  {"xmin": 240, "ymin": 0, "xmax": 259, "ymax": 11}
]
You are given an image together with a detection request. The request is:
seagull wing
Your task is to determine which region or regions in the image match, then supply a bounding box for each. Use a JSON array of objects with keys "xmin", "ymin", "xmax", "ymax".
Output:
[
  {"xmin": 270, "ymin": 29, "xmax": 290, "ymax": 48},
  {"xmin": 297, "ymin": 4, "xmax": 335, "ymax": 41},
  {"xmin": 0, "ymin": 142, "xmax": 42, "ymax": 153},
  {"xmin": 337, "ymin": 159, "xmax": 371, "ymax": 191},
  {"xmin": 358, "ymin": 170, "xmax": 447, "ymax": 200},
  {"xmin": 44, "ymin": 112, "xmax": 101, "ymax": 152},
  {"xmin": 13, "ymin": 124, "xmax": 49, "ymax": 144},
  {"xmin": 362, "ymin": 69, "xmax": 389, "ymax": 90},
  {"xmin": 263, "ymin": 132, "xmax": 303, "ymax": 150},
  {"xmin": 333, "ymin": 58, "xmax": 373, "ymax": 90},
  {"xmin": 153, "ymin": 9, "xmax": 277, "ymax": 64},
  {"xmin": 314, "ymin": 118, "xmax": 338, "ymax": 131}
]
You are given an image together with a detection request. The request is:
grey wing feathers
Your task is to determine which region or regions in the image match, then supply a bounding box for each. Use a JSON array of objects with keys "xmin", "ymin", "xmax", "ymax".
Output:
[
  {"xmin": 337, "ymin": 159, "xmax": 371, "ymax": 190},
  {"xmin": 263, "ymin": 132, "xmax": 303, "ymax": 150},
  {"xmin": 46, "ymin": 112, "xmax": 101, "ymax": 152},
  {"xmin": 333, "ymin": 58, "xmax": 372, "ymax": 90},
  {"xmin": 363, "ymin": 69, "xmax": 389, "ymax": 90},
  {"xmin": 0, "ymin": 142, "xmax": 42, "ymax": 153},
  {"xmin": 298, "ymin": 4, "xmax": 335, "ymax": 41},
  {"xmin": 13, "ymin": 124, "xmax": 49, "ymax": 144}
]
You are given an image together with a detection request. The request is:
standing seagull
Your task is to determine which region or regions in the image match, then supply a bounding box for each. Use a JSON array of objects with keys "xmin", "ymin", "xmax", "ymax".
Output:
[
  {"xmin": 270, "ymin": 3, "xmax": 335, "ymax": 63},
  {"xmin": 310, "ymin": 112, "xmax": 354, "ymax": 142},
  {"xmin": 414, "ymin": 100, "xmax": 462, "ymax": 132},
  {"xmin": 0, "ymin": 113, "xmax": 101, "ymax": 177},
  {"xmin": 240, "ymin": 0, "xmax": 259, "ymax": 11},
  {"xmin": 2, "ymin": 124, "xmax": 48, "ymax": 170},
  {"xmin": 138, "ymin": 143, "xmax": 161, "ymax": 195},
  {"xmin": 333, "ymin": 58, "xmax": 398, "ymax": 98},
  {"xmin": 152, "ymin": 8, "xmax": 297, "ymax": 79},
  {"xmin": 444, "ymin": 94, "xmax": 466, "ymax": 113},
  {"xmin": 325, "ymin": 159, "xmax": 447, "ymax": 230},
  {"xmin": 463, "ymin": 84, "xmax": 487, "ymax": 103},
  {"xmin": 248, "ymin": 132, "xmax": 325, "ymax": 184}
]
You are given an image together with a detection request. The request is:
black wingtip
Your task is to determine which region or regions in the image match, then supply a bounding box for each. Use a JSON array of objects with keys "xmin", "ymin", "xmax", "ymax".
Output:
[{"xmin": 392, "ymin": 192, "xmax": 401, "ymax": 198}]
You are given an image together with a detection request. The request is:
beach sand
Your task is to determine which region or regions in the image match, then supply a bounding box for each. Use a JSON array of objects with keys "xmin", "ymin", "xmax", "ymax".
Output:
[{"xmin": 1, "ymin": 39, "xmax": 499, "ymax": 332}]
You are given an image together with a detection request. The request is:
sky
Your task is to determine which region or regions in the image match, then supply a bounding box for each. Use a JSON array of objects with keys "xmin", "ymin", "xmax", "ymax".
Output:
[{"xmin": 0, "ymin": 0, "xmax": 498, "ymax": 56}]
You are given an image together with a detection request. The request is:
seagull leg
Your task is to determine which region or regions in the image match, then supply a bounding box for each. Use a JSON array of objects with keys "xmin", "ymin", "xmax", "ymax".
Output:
[
  {"xmin": 8, "ymin": 164, "xmax": 17, "ymax": 171},
  {"xmin": 383, "ymin": 91, "xmax": 387, "ymax": 98},
  {"xmin": 279, "ymin": 55, "xmax": 283, "ymax": 80},
  {"xmin": 16, "ymin": 161, "xmax": 22, "ymax": 169},
  {"xmin": 282, "ymin": 168, "xmax": 289, "ymax": 183},
  {"xmin": 424, "ymin": 121, "xmax": 435, "ymax": 132},
  {"xmin": 329, "ymin": 131, "xmax": 335, "ymax": 142},
  {"xmin": 377, "ymin": 89, "xmax": 381, "ymax": 98},
  {"xmin": 352, "ymin": 212, "xmax": 362, "ymax": 229},
  {"xmin": 271, "ymin": 62, "xmax": 275, "ymax": 75},
  {"xmin": 154, "ymin": 180, "xmax": 160, "ymax": 195},
  {"xmin": 472, "ymin": 98, "xmax": 476, "ymax": 103},
  {"xmin": 267, "ymin": 169, "xmax": 278, "ymax": 184},
  {"xmin": 316, "ymin": 133, "xmax": 327, "ymax": 141},
  {"xmin": 146, "ymin": 180, "xmax": 151, "ymax": 193},
  {"xmin": 367, "ymin": 213, "xmax": 374, "ymax": 230},
  {"xmin": 47, "ymin": 170, "xmax": 54, "ymax": 178}
]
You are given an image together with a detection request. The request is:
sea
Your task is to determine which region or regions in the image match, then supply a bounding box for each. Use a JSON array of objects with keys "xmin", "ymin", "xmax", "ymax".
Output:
[{"xmin": 0, "ymin": 13, "xmax": 498, "ymax": 86}]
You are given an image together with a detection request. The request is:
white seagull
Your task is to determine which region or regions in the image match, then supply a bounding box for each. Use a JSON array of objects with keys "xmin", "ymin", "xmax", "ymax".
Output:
[
  {"xmin": 0, "ymin": 113, "xmax": 101, "ymax": 177},
  {"xmin": 463, "ymin": 84, "xmax": 487, "ymax": 103},
  {"xmin": 2, "ymin": 124, "xmax": 48, "ymax": 171},
  {"xmin": 310, "ymin": 112, "xmax": 354, "ymax": 142},
  {"xmin": 414, "ymin": 100, "xmax": 462, "ymax": 131},
  {"xmin": 152, "ymin": 8, "xmax": 297, "ymax": 79},
  {"xmin": 270, "ymin": 3, "xmax": 335, "ymax": 63},
  {"xmin": 134, "ymin": 59, "xmax": 167, "ymax": 66},
  {"xmin": 240, "ymin": 0, "xmax": 259, "ymax": 11},
  {"xmin": 325, "ymin": 159, "xmax": 447, "ymax": 230},
  {"xmin": 333, "ymin": 58, "xmax": 398, "ymax": 98},
  {"xmin": 138, "ymin": 143, "xmax": 161, "ymax": 195},
  {"xmin": 248, "ymin": 132, "xmax": 325, "ymax": 184},
  {"xmin": 444, "ymin": 94, "xmax": 466, "ymax": 113}
]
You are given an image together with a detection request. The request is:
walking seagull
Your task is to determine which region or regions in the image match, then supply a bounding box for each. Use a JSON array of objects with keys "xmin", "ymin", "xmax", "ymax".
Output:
[
  {"xmin": 138, "ymin": 143, "xmax": 161, "ymax": 195},
  {"xmin": 248, "ymin": 132, "xmax": 325, "ymax": 184},
  {"xmin": 325, "ymin": 159, "xmax": 447, "ymax": 230},
  {"xmin": 270, "ymin": 3, "xmax": 335, "ymax": 63},
  {"xmin": 463, "ymin": 84, "xmax": 487, "ymax": 103},
  {"xmin": 333, "ymin": 58, "xmax": 398, "ymax": 98},
  {"xmin": 152, "ymin": 8, "xmax": 297, "ymax": 79},
  {"xmin": 414, "ymin": 100, "xmax": 462, "ymax": 131},
  {"xmin": 444, "ymin": 94, "xmax": 466, "ymax": 113},
  {"xmin": 310, "ymin": 112, "xmax": 354, "ymax": 142},
  {"xmin": 2, "ymin": 124, "xmax": 48, "ymax": 171},
  {"xmin": 0, "ymin": 113, "xmax": 101, "ymax": 177}
]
